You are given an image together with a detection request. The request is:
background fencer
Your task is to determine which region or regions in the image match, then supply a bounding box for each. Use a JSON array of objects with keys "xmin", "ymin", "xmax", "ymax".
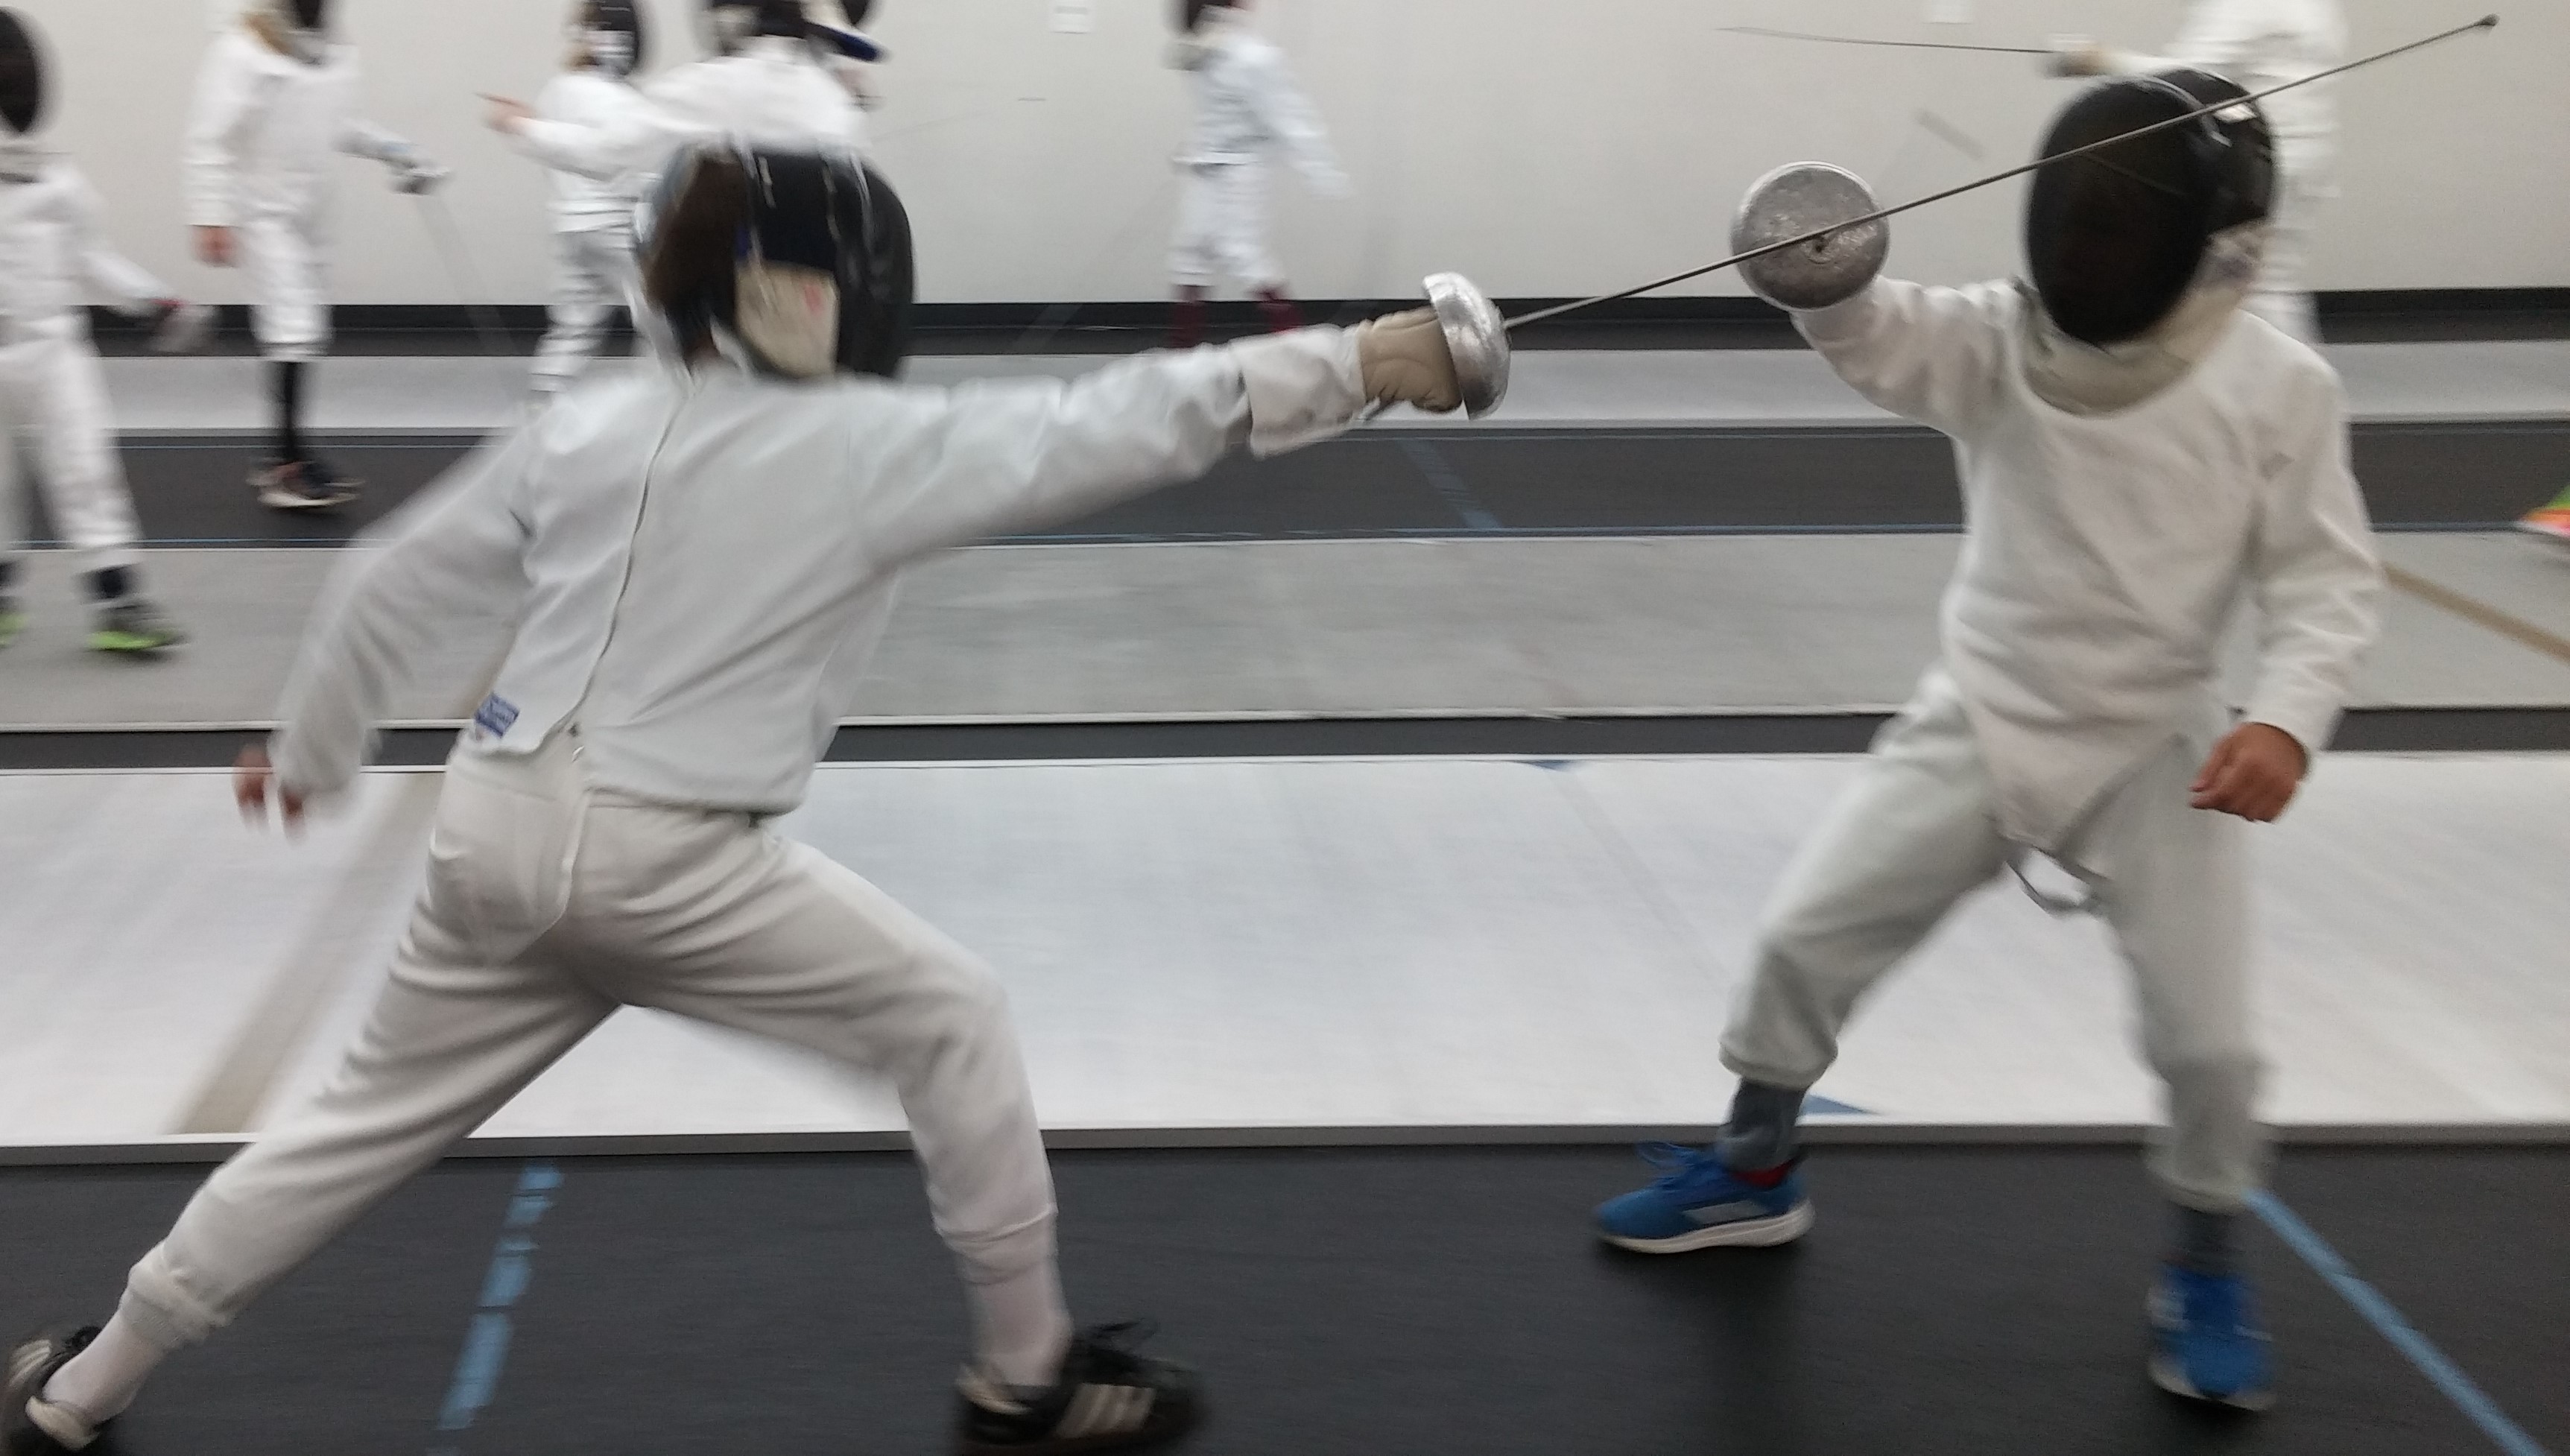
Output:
[
  {"xmin": 2050, "ymin": 0, "xmax": 2348, "ymax": 344},
  {"xmin": 488, "ymin": 0, "xmax": 869, "ymax": 189},
  {"xmin": 808, "ymin": 0, "xmax": 889, "ymax": 112},
  {"xmin": 188, "ymin": 0, "xmax": 446, "ymax": 513},
  {"xmin": 1593, "ymin": 72, "xmax": 2382, "ymax": 1414},
  {"xmin": 0, "ymin": 9, "xmax": 206, "ymax": 656},
  {"xmin": 2, "ymin": 141, "xmax": 1472, "ymax": 1456},
  {"xmin": 519, "ymin": 0, "xmax": 655, "ymax": 402},
  {"xmin": 1165, "ymin": 0, "xmax": 1348, "ymax": 347}
]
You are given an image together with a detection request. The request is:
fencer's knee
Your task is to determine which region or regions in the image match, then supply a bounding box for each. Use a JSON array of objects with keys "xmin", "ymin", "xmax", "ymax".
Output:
[{"xmin": 123, "ymin": 1244, "xmax": 232, "ymax": 1349}]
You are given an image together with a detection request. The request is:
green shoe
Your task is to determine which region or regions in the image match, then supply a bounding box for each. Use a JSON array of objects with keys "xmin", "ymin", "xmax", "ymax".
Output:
[
  {"xmin": 0, "ymin": 598, "xmax": 22, "ymax": 649},
  {"xmin": 90, "ymin": 599, "xmax": 188, "ymax": 654}
]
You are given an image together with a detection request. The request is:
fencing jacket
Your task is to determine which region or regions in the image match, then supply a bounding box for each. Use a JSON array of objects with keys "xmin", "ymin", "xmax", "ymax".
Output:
[
  {"xmin": 534, "ymin": 69, "xmax": 656, "ymax": 232},
  {"xmin": 1798, "ymin": 279, "xmax": 2381, "ymax": 850},
  {"xmin": 185, "ymin": 28, "xmax": 411, "ymax": 229},
  {"xmin": 268, "ymin": 329, "xmax": 1368, "ymax": 811},
  {"xmin": 0, "ymin": 162, "xmax": 170, "ymax": 344},
  {"xmin": 1170, "ymin": 11, "xmax": 1343, "ymax": 188},
  {"xmin": 510, "ymin": 38, "xmax": 869, "ymax": 189}
]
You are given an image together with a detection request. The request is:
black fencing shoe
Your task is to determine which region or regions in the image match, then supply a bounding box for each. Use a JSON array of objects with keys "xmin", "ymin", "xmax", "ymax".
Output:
[
  {"xmin": 4, "ymin": 1327, "xmax": 107, "ymax": 1453},
  {"xmin": 954, "ymin": 1322, "xmax": 1200, "ymax": 1455}
]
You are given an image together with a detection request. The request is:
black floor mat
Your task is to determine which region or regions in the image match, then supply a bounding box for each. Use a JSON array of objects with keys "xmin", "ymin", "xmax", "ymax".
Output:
[
  {"xmin": 39, "ymin": 420, "xmax": 2570, "ymax": 550},
  {"xmin": 2, "ymin": 1146, "xmax": 2554, "ymax": 1456}
]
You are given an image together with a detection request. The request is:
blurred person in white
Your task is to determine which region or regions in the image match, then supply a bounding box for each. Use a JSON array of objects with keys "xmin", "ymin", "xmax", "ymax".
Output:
[
  {"xmin": 806, "ymin": 0, "xmax": 888, "ymax": 113},
  {"xmin": 519, "ymin": 1, "xmax": 656, "ymax": 402},
  {"xmin": 187, "ymin": 0, "xmax": 446, "ymax": 513},
  {"xmin": 4, "ymin": 141, "xmax": 1472, "ymax": 1456},
  {"xmin": 1591, "ymin": 74, "xmax": 2381, "ymax": 1416},
  {"xmin": 2049, "ymin": 0, "xmax": 2348, "ymax": 344},
  {"xmin": 0, "ymin": 7, "xmax": 209, "ymax": 655},
  {"xmin": 487, "ymin": 0, "xmax": 868, "ymax": 199},
  {"xmin": 1165, "ymin": 0, "xmax": 1348, "ymax": 348}
]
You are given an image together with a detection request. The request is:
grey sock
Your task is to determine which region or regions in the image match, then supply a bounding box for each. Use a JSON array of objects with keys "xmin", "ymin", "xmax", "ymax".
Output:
[
  {"xmin": 2171, "ymin": 1204, "xmax": 2240, "ymax": 1277},
  {"xmin": 1715, "ymin": 1080, "xmax": 1805, "ymax": 1172}
]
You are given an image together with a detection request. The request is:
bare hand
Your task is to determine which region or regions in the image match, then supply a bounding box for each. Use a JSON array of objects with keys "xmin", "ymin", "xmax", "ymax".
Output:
[
  {"xmin": 194, "ymin": 225, "xmax": 235, "ymax": 268},
  {"xmin": 2190, "ymin": 723, "xmax": 2308, "ymax": 823},
  {"xmin": 481, "ymin": 94, "xmax": 534, "ymax": 135},
  {"xmin": 234, "ymin": 744, "xmax": 307, "ymax": 836}
]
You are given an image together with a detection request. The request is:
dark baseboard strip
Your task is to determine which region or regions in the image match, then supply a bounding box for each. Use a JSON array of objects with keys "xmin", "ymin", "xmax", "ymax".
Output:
[
  {"xmin": 6, "ymin": 707, "xmax": 2569, "ymax": 773},
  {"xmin": 4, "ymin": 1120, "xmax": 2563, "ymax": 1167},
  {"xmin": 84, "ymin": 287, "xmax": 2570, "ymax": 355}
]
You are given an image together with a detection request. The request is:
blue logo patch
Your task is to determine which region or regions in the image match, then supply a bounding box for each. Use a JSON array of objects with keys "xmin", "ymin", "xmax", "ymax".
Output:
[{"xmin": 473, "ymin": 694, "xmax": 521, "ymax": 738}]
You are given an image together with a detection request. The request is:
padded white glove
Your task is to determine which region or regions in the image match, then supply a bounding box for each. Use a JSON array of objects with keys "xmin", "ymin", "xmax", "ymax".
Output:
[{"xmin": 1356, "ymin": 308, "xmax": 1462, "ymax": 414}]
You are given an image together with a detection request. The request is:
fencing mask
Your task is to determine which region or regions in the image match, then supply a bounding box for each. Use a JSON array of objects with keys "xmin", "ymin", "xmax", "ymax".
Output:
[
  {"xmin": 1177, "ymin": 0, "xmax": 1237, "ymax": 33},
  {"xmin": 0, "ymin": 9, "xmax": 45, "ymax": 138},
  {"xmin": 839, "ymin": 0, "xmax": 876, "ymax": 25},
  {"xmin": 639, "ymin": 143, "xmax": 914, "ymax": 380},
  {"xmin": 2025, "ymin": 74, "xmax": 2276, "ymax": 346},
  {"xmin": 574, "ymin": 0, "xmax": 648, "ymax": 76},
  {"xmin": 266, "ymin": 0, "xmax": 330, "ymax": 63},
  {"xmin": 699, "ymin": 0, "xmax": 805, "ymax": 56}
]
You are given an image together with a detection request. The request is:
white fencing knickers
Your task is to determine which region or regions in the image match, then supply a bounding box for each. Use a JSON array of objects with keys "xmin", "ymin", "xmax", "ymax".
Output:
[
  {"xmin": 1718, "ymin": 672, "xmax": 2264, "ymax": 1212},
  {"xmin": 1169, "ymin": 162, "xmax": 1282, "ymax": 294},
  {"xmin": 237, "ymin": 212, "xmax": 332, "ymax": 363},
  {"xmin": 118, "ymin": 730, "xmax": 1057, "ymax": 1349},
  {"xmin": 531, "ymin": 225, "xmax": 637, "ymax": 396},
  {"xmin": 0, "ymin": 327, "xmax": 142, "ymax": 575}
]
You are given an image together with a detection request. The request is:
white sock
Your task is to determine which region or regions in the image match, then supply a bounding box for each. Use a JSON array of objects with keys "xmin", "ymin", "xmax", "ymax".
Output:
[
  {"xmin": 39, "ymin": 1314, "xmax": 173, "ymax": 1426},
  {"xmin": 969, "ymin": 1261, "xmax": 1074, "ymax": 1392}
]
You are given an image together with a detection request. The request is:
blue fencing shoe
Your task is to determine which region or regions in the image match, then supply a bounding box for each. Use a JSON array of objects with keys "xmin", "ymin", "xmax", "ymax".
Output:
[
  {"xmin": 2149, "ymin": 1263, "xmax": 2275, "ymax": 1411},
  {"xmin": 1594, "ymin": 1143, "xmax": 1814, "ymax": 1253}
]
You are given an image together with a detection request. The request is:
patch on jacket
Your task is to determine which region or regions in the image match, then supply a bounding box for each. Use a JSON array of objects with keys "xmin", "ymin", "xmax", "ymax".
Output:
[{"xmin": 472, "ymin": 694, "xmax": 521, "ymax": 738}]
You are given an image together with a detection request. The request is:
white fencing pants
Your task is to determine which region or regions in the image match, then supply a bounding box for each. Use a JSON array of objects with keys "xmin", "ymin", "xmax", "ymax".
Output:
[
  {"xmin": 1169, "ymin": 162, "xmax": 1282, "ymax": 294},
  {"xmin": 0, "ymin": 329, "xmax": 142, "ymax": 575},
  {"xmin": 238, "ymin": 212, "xmax": 332, "ymax": 363},
  {"xmin": 1719, "ymin": 675, "xmax": 2263, "ymax": 1211},
  {"xmin": 531, "ymin": 225, "xmax": 636, "ymax": 396},
  {"xmin": 123, "ymin": 733, "xmax": 1057, "ymax": 1346}
]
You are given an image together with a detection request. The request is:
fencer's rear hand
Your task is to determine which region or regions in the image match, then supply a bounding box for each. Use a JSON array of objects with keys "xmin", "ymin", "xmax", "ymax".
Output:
[
  {"xmin": 2190, "ymin": 723, "xmax": 2307, "ymax": 822},
  {"xmin": 234, "ymin": 745, "xmax": 307, "ymax": 838},
  {"xmin": 1357, "ymin": 308, "xmax": 1463, "ymax": 414},
  {"xmin": 194, "ymin": 226, "xmax": 235, "ymax": 269},
  {"xmin": 481, "ymin": 95, "xmax": 534, "ymax": 136},
  {"xmin": 2046, "ymin": 35, "xmax": 2109, "ymax": 78}
]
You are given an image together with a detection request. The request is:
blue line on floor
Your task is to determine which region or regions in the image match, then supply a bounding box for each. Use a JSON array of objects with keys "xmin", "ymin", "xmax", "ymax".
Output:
[
  {"xmin": 2247, "ymin": 1190, "xmax": 2550, "ymax": 1456},
  {"xmin": 1396, "ymin": 438, "xmax": 1504, "ymax": 532},
  {"xmin": 428, "ymin": 1161, "xmax": 562, "ymax": 1454},
  {"xmin": 1804, "ymin": 1095, "xmax": 1870, "ymax": 1116}
]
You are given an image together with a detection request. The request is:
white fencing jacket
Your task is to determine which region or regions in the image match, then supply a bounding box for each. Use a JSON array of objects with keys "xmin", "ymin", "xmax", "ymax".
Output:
[
  {"xmin": 1171, "ymin": 13, "xmax": 1343, "ymax": 189},
  {"xmin": 1800, "ymin": 279, "xmax": 2381, "ymax": 849},
  {"xmin": 185, "ymin": 29, "xmax": 412, "ymax": 229},
  {"xmin": 2112, "ymin": 0, "xmax": 2346, "ymax": 175},
  {"xmin": 0, "ymin": 162, "xmax": 170, "ymax": 344},
  {"xmin": 270, "ymin": 330, "xmax": 1367, "ymax": 811},
  {"xmin": 511, "ymin": 38, "xmax": 869, "ymax": 189},
  {"xmin": 533, "ymin": 70, "xmax": 656, "ymax": 232}
]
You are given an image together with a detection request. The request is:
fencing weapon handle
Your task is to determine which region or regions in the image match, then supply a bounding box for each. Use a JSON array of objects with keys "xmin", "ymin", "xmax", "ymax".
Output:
[
  {"xmin": 412, "ymin": 192, "xmax": 519, "ymax": 358},
  {"xmin": 1509, "ymin": 14, "xmax": 2501, "ymax": 332},
  {"xmin": 1718, "ymin": 25, "xmax": 2050, "ymax": 57}
]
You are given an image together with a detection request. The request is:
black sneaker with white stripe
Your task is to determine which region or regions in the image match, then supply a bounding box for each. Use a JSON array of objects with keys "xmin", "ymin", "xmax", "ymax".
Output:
[{"xmin": 954, "ymin": 1322, "xmax": 1200, "ymax": 1455}]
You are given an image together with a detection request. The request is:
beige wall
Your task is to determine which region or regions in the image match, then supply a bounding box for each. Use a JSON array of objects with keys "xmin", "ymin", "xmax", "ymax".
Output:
[{"xmin": 13, "ymin": 0, "xmax": 2565, "ymax": 304}]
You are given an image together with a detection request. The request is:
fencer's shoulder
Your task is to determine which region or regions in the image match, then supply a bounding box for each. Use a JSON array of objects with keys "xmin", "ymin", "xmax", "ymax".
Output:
[{"xmin": 2216, "ymin": 310, "xmax": 2343, "ymax": 411}]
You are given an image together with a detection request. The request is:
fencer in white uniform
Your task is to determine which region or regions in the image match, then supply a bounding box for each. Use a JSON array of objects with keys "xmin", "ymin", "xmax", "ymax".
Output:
[
  {"xmin": 1165, "ymin": 0, "xmax": 1348, "ymax": 347},
  {"xmin": 186, "ymin": 0, "xmax": 445, "ymax": 511},
  {"xmin": 2051, "ymin": 0, "xmax": 2348, "ymax": 343},
  {"xmin": 4, "ymin": 142, "xmax": 1474, "ymax": 1456},
  {"xmin": 493, "ymin": 0, "xmax": 869, "ymax": 194},
  {"xmin": 523, "ymin": 1, "xmax": 656, "ymax": 401},
  {"xmin": 1592, "ymin": 75, "xmax": 2381, "ymax": 1413},
  {"xmin": 0, "ymin": 7, "xmax": 203, "ymax": 654}
]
